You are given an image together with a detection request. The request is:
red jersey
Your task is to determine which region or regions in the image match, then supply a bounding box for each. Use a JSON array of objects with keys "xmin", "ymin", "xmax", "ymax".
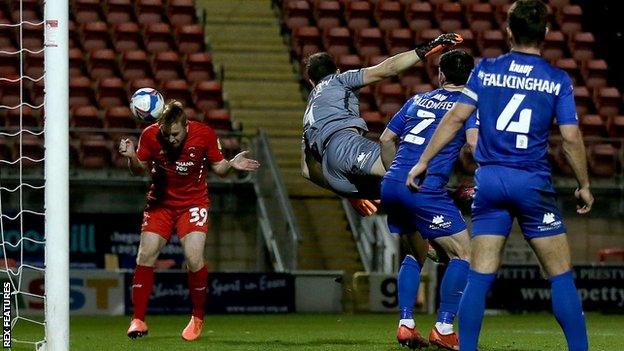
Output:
[{"xmin": 136, "ymin": 121, "xmax": 224, "ymax": 208}]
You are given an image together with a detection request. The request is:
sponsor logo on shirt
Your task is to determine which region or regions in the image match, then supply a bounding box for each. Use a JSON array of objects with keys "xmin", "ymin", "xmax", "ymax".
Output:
[
  {"xmin": 538, "ymin": 212, "xmax": 562, "ymax": 231},
  {"xmin": 509, "ymin": 60, "xmax": 534, "ymax": 76},
  {"xmin": 430, "ymin": 215, "xmax": 452, "ymax": 230}
]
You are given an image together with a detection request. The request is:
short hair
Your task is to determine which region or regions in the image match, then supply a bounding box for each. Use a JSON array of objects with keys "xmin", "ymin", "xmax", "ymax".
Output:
[
  {"xmin": 439, "ymin": 50, "xmax": 474, "ymax": 86},
  {"xmin": 507, "ymin": 0, "xmax": 548, "ymax": 46},
  {"xmin": 158, "ymin": 100, "xmax": 187, "ymax": 130},
  {"xmin": 305, "ymin": 52, "xmax": 337, "ymax": 84}
]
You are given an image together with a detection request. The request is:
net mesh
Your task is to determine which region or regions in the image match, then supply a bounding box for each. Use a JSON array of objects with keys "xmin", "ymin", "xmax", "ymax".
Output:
[{"xmin": 0, "ymin": 1, "xmax": 46, "ymax": 349}]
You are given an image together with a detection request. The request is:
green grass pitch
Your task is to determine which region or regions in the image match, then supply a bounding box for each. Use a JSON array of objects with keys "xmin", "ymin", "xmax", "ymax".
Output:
[{"xmin": 9, "ymin": 313, "xmax": 624, "ymax": 350}]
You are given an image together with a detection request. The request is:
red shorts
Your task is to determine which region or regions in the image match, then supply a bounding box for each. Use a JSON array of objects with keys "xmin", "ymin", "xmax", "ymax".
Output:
[{"xmin": 141, "ymin": 204, "xmax": 210, "ymax": 241}]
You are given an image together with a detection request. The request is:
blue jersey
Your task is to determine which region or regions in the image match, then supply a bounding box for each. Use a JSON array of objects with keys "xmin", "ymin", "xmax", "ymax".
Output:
[
  {"xmin": 384, "ymin": 88, "xmax": 478, "ymax": 189},
  {"xmin": 457, "ymin": 51, "xmax": 577, "ymax": 173}
]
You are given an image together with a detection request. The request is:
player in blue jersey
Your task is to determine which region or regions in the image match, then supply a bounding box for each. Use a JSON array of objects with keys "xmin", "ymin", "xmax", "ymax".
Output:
[
  {"xmin": 300, "ymin": 33, "xmax": 463, "ymax": 216},
  {"xmin": 406, "ymin": 1, "xmax": 593, "ymax": 350},
  {"xmin": 380, "ymin": 50, "xmax": 477, "ymax": 350}
]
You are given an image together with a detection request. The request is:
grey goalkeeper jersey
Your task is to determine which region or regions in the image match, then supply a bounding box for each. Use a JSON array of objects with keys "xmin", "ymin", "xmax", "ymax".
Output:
[{"xmin": 302, "ymin": 69, "xmax": 369, "ymax": 160}]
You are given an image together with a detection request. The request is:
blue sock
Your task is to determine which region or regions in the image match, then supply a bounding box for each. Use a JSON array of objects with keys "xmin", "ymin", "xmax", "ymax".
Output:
[
  {"xmin": 398, "ymin": 255, "xmax": 421, "ymax": 320},
  {"xmin": 458, "ymin": 270, "xmax": 496, "ymax": 351},
  {"xmin": 549, "ymin": 271, "xmax": 588, "ymax": 351},
  {"xmin": 437, "ymin": 259, "xmax": 470, "ymax": 324}
]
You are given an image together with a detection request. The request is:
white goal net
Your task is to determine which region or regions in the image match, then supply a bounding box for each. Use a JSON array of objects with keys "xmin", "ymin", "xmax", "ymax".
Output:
[{"xmin": 0, "ymin": 0, "xmax": 68, "ymax": 350}]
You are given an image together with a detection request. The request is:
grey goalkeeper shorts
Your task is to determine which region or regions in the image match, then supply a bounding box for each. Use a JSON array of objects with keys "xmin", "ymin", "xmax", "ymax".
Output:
[{"xmin": 321, "ymin": 129, "xmax": 382, "ymax": 199}]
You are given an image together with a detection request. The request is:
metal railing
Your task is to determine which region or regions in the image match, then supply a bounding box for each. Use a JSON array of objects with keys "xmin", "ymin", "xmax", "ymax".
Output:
[
  {"xmin": 254, "ymin": 131, "xmax": 301, "ymax": 272},
  {"xmin": 342, "ymin": 200, "xmax": 398, "ymax": 273}
]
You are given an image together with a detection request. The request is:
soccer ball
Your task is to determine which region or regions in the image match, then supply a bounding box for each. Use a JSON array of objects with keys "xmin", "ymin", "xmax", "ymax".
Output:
[{"xmin": 130, "ymin": 88, "xmax": 165, "ymax": 123}]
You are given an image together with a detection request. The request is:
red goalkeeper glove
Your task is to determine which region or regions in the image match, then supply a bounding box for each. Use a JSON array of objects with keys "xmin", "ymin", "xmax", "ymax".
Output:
[
  {"xmin": 348, "ymin": 199, "xmax": 381, "ymax": 217},
  {"xmin": 414, "ymin": 33, "xmax": 464, "ymax": 59}
]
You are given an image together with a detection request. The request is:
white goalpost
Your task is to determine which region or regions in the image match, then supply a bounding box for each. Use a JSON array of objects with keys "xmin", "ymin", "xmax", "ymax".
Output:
[{"xmin": 43, "ymin": 0, "xmax": 69, "ymax": 350}]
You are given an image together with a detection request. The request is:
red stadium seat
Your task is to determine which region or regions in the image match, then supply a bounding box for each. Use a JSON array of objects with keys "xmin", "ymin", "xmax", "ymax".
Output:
[
  {"xmin": 30, "ymin": 79, "xmax": 44, "ymax": 106},
  {"xmin": 113, "ymin": 22, "xmax": 142, "ymax": 53},
  {"xmin": 121, "ymin": 50, "xmax": 152, "ymax": 80},
  {"xmin": 185, "ymin": 107, "xmax": 203, "ymax": 122},
  {"xmin": 374, "ymin": 1, "xmax": 403, "ymax": 32},
  {"xmin": 193, "ymin": 80, "xmax": 223, "ymax": 112},
  {"xmin": 88, "ymin": 49, "xmax": 118, "ymax": 79},
  {"xmin": 81, "ymin": 22, "xmax": 110, "ymax": 51},
  {"xmin": 581, "ymin": 59, "xmax": 608, "ymax": 90},
  {"xmin": 176, "ymin": 24, "xmax": 205, "ymax": 54},
  {"xmin": 205, "ymin": 109, "xmax": 232, "ymax": 131},
  {"xmin": 358, "ymin": 85, "xmax": 375, "ymax": 112},
  {"xmin": 361, "ymin": 111, "xmax": 384, "ymax": 133},
  {"xmin": 0, "ymin": 75, "xmax": 22, "ymax": 107},
  {"xmin": 323, "ymin": 27, "xmax": 353, "ymax": 57},
  {"xmin": 168, "ymin": 0, "xmax": 197, "ymax": 27},
  {"xmin": 292, "ymin": 26, "xmax": 322, "ymax": 59},
  {"xmin": 79, "ymin": 135, "xmax": 112, "ymax": 169},
  {"xmin": 405, "ymin": 2, "xmax": 433, "ymax": 32},
  {"xmin": 415, "ymin": 28, "xmax": 441, "ymax": 45},
  {"xmin": 9, "ymin": 0, "xmax": 41, "ymax": 22},
  {"xmin": 573, "ymin": 86, "xmax": 592, "ymax": 119},
  {"xmin": 144, "ymin": 23, "xmax": 175, "ymax": 54},
  {"xmin": 345, "ymin": 1, "xmax": 373, "ymax": 31},
  {"xmin": 556, "ymin": 5, "xmax": 583, "ymax": 35},
  {"xmin": 494, "ymin": 3, "xmax": 511, "ymax": 28},
  {"xmin": 555, "ymin": 58, "xmax": 581, "ymax": 85},
  {"xmin": 69, "ymin": 48, "xmax": 86, "ymax": 77},
  {"xmin": 5, "ymin": 106, "xmax": 39, "ymax": 128},
  {"xmin": 22, "ymin": 22, "xmax": 43, "ymax": 51},
  {"xmin": 24, "ymin": 50, "xmax": 44, "ymax": 79},
  {"xmin": 12, "ymin": 134, "xmax": 44, "ymax": 168},
  {"xmin": 436, "ymin": 3, "xmax": 463, "ymax": 32},
  {"xmin": 104, "ymin": 106, "xmax": 137, "ymax": 129},
  {"xmin": 607, "ymin": 115, "xmax": 624, "ymax": 138},
  {"xmin": 385, "ymin": 28, "xmax": 413, "ymax": 56},
  {"xmin": 73, "ymin": 0, "xmax": 102, "ymax": 24},
  {"xmin": 336, "ymin": 54, "xmax": 362, "ymax": 72},
  {"xmin": 163, "ymin": 79, "xmax": 192, "ymax": 106},
  {"xmin": 400, "ymin": 65, "xmax": 428, "ymax": 90},
  {"xmin": 375, "ymin": 83, "xmax": 405, "ymax": 117},
  {"xmin": 68, "ymin": 20, "xmax": 80, "ymax": 48},
  {"xmin": 71, "ymin": 105, "xmax": 102, "ymax": 128},
  {"xmin": 408, "ymin": 83, "xmax": 434, "ymax": 96},
  {"xmin": 97, "ymin": 77, "xmax": 127, "ymax": 109},
  {"xmin": 593, "ymin": 87, "xmax": 621, "ymax": 120},
  {"xmin": 578, "ymin": 114, "xmax": 606, "ymax": 136},
  {"xmin": 136, "ymin": 0, "xmax": 165, "ymax": 25},
  {"xmin": 587, "ymin": 143, "xmax": 617, "ymax": 177},
  {"xmin": 69, "ymin": 76, "xmax": 95, "ymax": 108},
  {"xmin": 283, "ymin": 0, "xmax": 312, "ymax": 31},
  {"xmin": 355, "ymin": 27, "xmax": 384, "ymax": 60},
  {"xmin": 0, "ymin": 137, "xmax": 11, "ymax": 162},
  {"xmin": 0, "ymin": 19, "xmax": 14, "ymax": 48},
  {"xmin": 315, "ymin": 1, "xmax": 342, "ymax": 31},
  {"xmin": 152, "ymin": 51, "xmax": 183, "ymax": 81},
  {"xmin": 104, "ymin": 0, "xmax": 133, "ymax": 24},
  {"xmin": 184, "ymin": 53, "xmax": 215, "ymax": 83},
  {"xmin": 568, "ymin": 32, "xmax": 595, "ymax": 63},
  {"xmin": 0, "ymin": 45, "xmax": 18, "ymax": 76},
  {"xmin": 478, "ymin": 30, "xmax": 506, "ymax": 58},
  {"xmin": 542, "ymin": 31, "xmax": 566, "ymax": 63},
  {"xmin": 466, "ymin": 3, "xmax": 494, "ymax": 34}
]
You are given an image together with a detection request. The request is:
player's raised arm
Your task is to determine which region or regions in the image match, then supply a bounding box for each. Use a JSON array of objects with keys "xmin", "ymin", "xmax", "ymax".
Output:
[
  {"xmin": 559, "ymin": 125, "xmax": 593, "ymax": 213},
  {"xmin": 406, "ymin": 102, "xmax": 475, "ymax": 189},
  {"xmin": 118, "ymin": 138, "xmax": 148, "ymax": 175},
  {"xmin": 361, "ymin": 33, "xmax": 463, "ymax": 86}
]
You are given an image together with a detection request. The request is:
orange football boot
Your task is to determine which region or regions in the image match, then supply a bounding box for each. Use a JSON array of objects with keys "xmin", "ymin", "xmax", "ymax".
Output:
[
  {"xmin": 429, "ymin": 327, "xmax": 459, "ymax": 351},
  {"xmin": 397, "ymin": 324, "xmax": 429, "ymax": 349},
  {"xmin": 181, "ymin": 316, "xmax": 204, "ymax": 341},
  {"xmin": 127, "ymin": 318, "xmax": 148, "ymax": 339}
]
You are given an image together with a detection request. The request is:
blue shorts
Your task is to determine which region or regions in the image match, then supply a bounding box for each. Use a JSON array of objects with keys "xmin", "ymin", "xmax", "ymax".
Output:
[
  {"xmin": 471, "ymin": 165, "xmax": 567, "ymax": 239},
  {"xmin": 381, "ymin": 179, "xmax": 467, "ymax": 239}
]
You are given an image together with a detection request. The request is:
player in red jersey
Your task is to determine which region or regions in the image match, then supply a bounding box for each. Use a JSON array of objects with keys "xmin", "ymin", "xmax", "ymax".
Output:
[{"xmin": 118, "ymin": 100, "xmax": 259, "ymax": 341}]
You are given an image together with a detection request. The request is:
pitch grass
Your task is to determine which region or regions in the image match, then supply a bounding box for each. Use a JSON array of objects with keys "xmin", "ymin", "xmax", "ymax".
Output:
[{"xmin": 9, "ymin": 313, "xmax": 624, "ymax": 351}]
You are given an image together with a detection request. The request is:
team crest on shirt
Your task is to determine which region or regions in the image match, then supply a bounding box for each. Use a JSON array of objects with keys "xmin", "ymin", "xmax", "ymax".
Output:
[
  {"xmin": 538, "ymin": 212, "xmax": 562, "ymax": 231},
  {"xmin": 430, "ymin": 215, "xmax": 452, "ymax": 230},
  {"xmin": 188, "ymin": 146, "xmax": 196, "ymax": 158}
]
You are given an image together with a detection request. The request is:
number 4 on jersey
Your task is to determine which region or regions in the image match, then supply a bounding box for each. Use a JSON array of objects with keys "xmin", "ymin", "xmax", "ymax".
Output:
[{"xmin": 496, "ymin": 93, "xmax": 532, "ymax": 149}]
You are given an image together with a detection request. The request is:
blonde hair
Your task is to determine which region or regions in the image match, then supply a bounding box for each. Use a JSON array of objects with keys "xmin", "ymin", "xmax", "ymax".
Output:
[{"xmin": 158, "ymin": 100, "xmax": 187, "ymax": 130}]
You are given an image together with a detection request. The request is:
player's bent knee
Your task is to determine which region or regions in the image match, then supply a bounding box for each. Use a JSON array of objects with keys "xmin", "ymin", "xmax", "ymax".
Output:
[{"xmin": 186, "ymin": 256, "xmax": 205, "ymax": 272}]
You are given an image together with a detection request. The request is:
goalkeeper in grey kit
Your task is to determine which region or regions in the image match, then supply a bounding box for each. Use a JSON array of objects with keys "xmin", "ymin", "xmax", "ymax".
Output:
[{"xmin": 300, "ymin": 33, "xmax": 464, "ymax": 215}]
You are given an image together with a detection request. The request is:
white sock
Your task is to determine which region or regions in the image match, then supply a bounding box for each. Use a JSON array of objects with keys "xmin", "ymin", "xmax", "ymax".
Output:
[
  {"xmin": 435, "ymin": 322, "xmax": 454, "ymax": 335},
  {"xmin": 399, "ymin": 319, "xmax": 415, "ymax": 329}
]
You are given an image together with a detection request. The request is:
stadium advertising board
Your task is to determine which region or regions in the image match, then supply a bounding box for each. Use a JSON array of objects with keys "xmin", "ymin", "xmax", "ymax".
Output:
[
  {"xmin": 124, "ymin": 272, "xmax": 295, "ymax": 315},
  {"xmin": 14, "ymin": 270, "xmax": 125, "ymax": 315},
  {"xmin": 483, "ymin": 265, "xmax": 624, "ymax": 311}
]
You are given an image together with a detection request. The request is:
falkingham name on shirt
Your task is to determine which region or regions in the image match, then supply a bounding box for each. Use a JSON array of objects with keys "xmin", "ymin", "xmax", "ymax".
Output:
[{"xmin": 478, "ymin": 71, "xmax": 562, "ymax": 95}]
